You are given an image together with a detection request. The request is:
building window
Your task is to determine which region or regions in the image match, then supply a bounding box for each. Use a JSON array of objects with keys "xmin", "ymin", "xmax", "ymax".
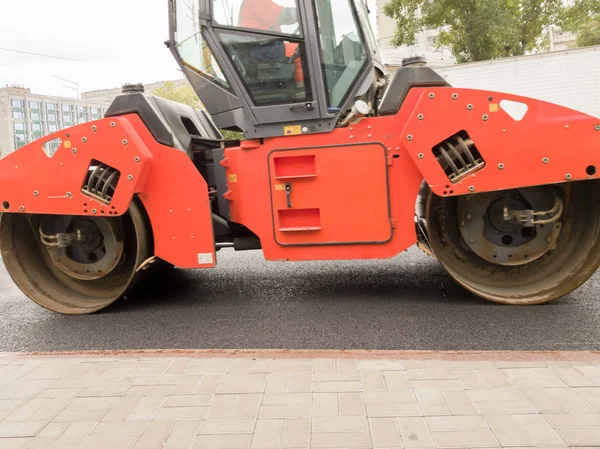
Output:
[
  {"xmin": 46, "ymin": 103, "xmax": 57, "ymax": 111},
  {"xmin": 31, "ymin": 123, "xmax": 42, "ymax": 132},
  {"xmin": 28, "ymin": 101, "xmax": 40, "ymax": 110},
  {"xmin": 12, "ymin": 111, "xmax": 25, "ymax": 120},
  {"xmin": 48, "ymin": 123, "xmax": 58, "ymax": 133},
  {"xmin": 11, "ymin": 99, "xmax": 25, "ymax": 108},
  {"xmin": 30, "ymin": 112, "xmax": 40, "ymax": 121}
]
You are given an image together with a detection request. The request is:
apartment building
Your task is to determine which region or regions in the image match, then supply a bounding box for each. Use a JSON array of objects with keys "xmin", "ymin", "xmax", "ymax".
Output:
[{"xmin": 0, "ymin": 86, "xmax": 110, "ymax": 157}]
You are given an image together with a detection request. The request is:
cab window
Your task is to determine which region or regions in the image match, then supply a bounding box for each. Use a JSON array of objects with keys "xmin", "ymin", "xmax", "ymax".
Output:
[
  {"xmin": 212, "ymin": 0, "xmax": 300, "ymax": 36},
  {"xmin": 175, "ymin": 0, "xmax": 230, "ymax": 89},
  {"xmin": 314, "ymin": 0, "xmax": 368, "ymax": 109}
]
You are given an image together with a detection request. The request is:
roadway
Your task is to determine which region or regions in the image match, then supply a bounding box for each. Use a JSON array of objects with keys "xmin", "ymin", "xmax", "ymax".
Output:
[{"xmin": 1, "ymin": 248, "xmax": 599, "ymax": 352}]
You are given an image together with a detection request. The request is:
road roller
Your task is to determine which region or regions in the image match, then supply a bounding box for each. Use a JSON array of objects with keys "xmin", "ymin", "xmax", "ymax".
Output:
[{"xmin": 1, "ymin": 0, "xmax": 600, "ymax": 314}]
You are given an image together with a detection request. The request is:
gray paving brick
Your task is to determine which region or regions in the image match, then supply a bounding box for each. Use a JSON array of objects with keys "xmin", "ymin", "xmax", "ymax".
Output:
[
  {"xmin": 441, "ymin": 390, "xmax": 478, "ymax": 415},
  {"xmin": 404, "ymin": 360, "xmax": 427, "ymax": 369},
  {"xmin": 171, "ymin": 375, "xmax": 202, "ymax": 395},
  {"xmin": 133, "ymin": 375, "xmax": 181, "ymax": 386},
  {"xmin": 366, "ymin": 402, "xmax": 422, "ymax": 417},
  {"xmin": 281, "ymin": 419, "xmax": 309, "ymax": 448},
  {"xmin": 360, "ymin": 371, "xmax": 386, "ymax": 391},
  {"xmin": 575, "ymin": 365, "xmax": 600, "ymax": 384},
  {"xmin": 415, "ymin": 390, "xmax": 451, "ymax": 416},
  {"xmin": 314, "ymin": 371, "xmax": 360, "ymax": 382},
  {"xmin": 289, "ymin": 372, "xmax": 312, "ymax": 392},
  {"xmin": 101, "ymin": 377, "xmax": 135, "ymax": 397},
  {"xmin": 556, "ymin": 428, "xmax": 600, "ymax": 446},
  {"xmin": 426, "ymin": 415, "xmax": 488, "ymax": 431},
  {"xmin": 546, "ymin": 387, "xmax": 597, "ymax": 412},
  {"xmin": 103, "ymin": 397, "xmax": 141, "ymax": 421},
  {"xmin": 79, "ymin": 434, "xmax": 137, "ymax": 449},
  {"xmin": 198, "ymin": 419, "xmax": 256, "ymax": 434},
  {"xmin": 574, "ymin": 387, "xmax": 600, "ymax": 399},
  {"xmin": 431, "ymin": 429, "xmax": 499, "ymax": 448},
  {"xmin": 128, "ymin": 396, "xmax": 165, "ymax": 420},
  {"xmin": 78, "ymin": 377, "xmax": 114, "ymax": 397},
  {"xmin": 314, "ymin": 381, "xmax": 361, "ymax": 392},
  {"xmin": 163, "ymin": 395, "xmax": 213, "ymax": 407},
  {"xmin": 339, "ymin": 392, "xmax": 366, "ymax": 417},
  {"xmin": 194, "ymin": 374, "xmax": 224, "ymax": 394},
  {"xmin": 270, "ymin": 363, "xmax": 312, "ymax": 373},
  {"xmin": 0, "ymin": 422, "xmax": 46, "ymax": 438},
  {"xmin": 315, "ymin": 359, "xmax": 335, "ymax": 372},
  {"xmin": 312, "ymin": 417, "xmax": 368, "ymax": 433},
  {"xmin": 37, "ymin": 388, "xmax": 83, "ymax": 399},
  {"xmin": 186, "ymin": 365, "xmax": 230, "ymax": 375},
  {"xmin": 165, "ymin": 359, "xmax": 192, "ymax": 375},
  {"xmin": 335, "ymin": 359, "xmax": 358, "ymax": 371},
  {"xmin": 47, "ymin": 422, "xmax": 95, "ymax": 449},
  {"xmin": 397, "ymin": 417, "xmax": 435, "ymax": 448},
  {"xmin": 368, "ymin": 417, "xmax": 402, "ymax": 448},
  {"xmin": 265, "ymin": 373, "xmax": 290, "ymax": 394},
  {"xmin": 454, "ymin": 370, "xmax": 489, "ymax": 389},
  {"xmin": 164, "ymin": 420, "xmax": 201, "ymax": 449},
  {"xmin": 0, "ymin": 379, "xmax": 54, "ymax": 399},
  {"xmin": 68, "ymin": 396, "xmax": 119, "ymax": 409},
  {"xmin": 495, "ymin": 361, "xmax": 548, "ymax": 368},
  {"xmin": 0, "ymin": 438, "xmax": 31, "ymax": 449},
  {"xmin": 103, "ymin": 367, "xmax": 148, "ymax": 378},
  {"xmin": 408, "ymin": 369, "xmax": 457, "ymax": 380},
  {"xmin": 313, "ymin": 393, "xmax": 338, "ymax": 417},
  {"xmin": 467, "ymin": 389, "xmax": 524, "ymax": 401},
  {"xmin": 192, "ymin": 434, "xmax": 251, "ymax": 449},
  {"xmin": 411, "ymin": 379, "xmax": 464, "ymax": 390},
  {"xmin": 53, "ymin": 408, "xmax": 107, "ymax": 422},
  {"xmin": 23, "ymin": 422, "xmax": 69, "ymax": 449},
  {"xmin": 223, "ymin": 373, "xmax": 268, "ymax": 383},
  {"xmin": 250, "ymin": 420, "xmax": 282, "ymax": 449},
  {"xmin": 513, "ymin": 414, "xmax": 566, "ymax": 446},
  {"xmin": 359, "ymin": 360, "xmax": 405, "ymax": 371},
  {"xmin": 484, "ymin": 414, "xmax": 532, "ymax": 446},
  {"xmin": 551, "ymin": 367, "xmax": 595, "ymax": 386},
  {"xmin": 125, "ymin": 385, "xmax": 174, "ymax": 397},
  {"xmin": 263, "ymin": 393, "xmax": 311, "ymax": 405},
  {"xmin": 259, "ymin": 404, "xmax": 311, "ymax": 419},
  {"xmin": 155, "ymin": 406, "xmax": 208, "ymax": 420},
  {"xmin": 207, "ymin": 395, "xmax": 237, "ymax": 419},
  {"xmin": 248, "ymin": 359, "xmax": 273, "ymax": 374},
  {"xmin": 477, "ymin": 369, "xmax": 513, "ymax": 389},
  {"xmin": 545, "ymin": 412, "xmax": 600, "ymax": 427},
  {"xmin": 217, "ymin": 382, "xmax": 265, "ymax": 394},
  {"xmin": 132, "ymin": 420, "xmax": 174, "ymax": 449},
  {"xmin": 385, "ymin": 371, "xmax": 412, "ymax": 390},
  {"xmin": 190, "ymin": 358, "xmax": 233, "ymax": 367},
  {"xmin": 29, "ymin": 397, "xmax": 71, "ymax": 421},
  {"xmin": 475, "ymin": 398, "xmax": 538, "ymax": 414},
  {"xmin": 311, "ymin": 431, "xmax": 371, "ymax": 448},
  {"xmin": 228, "ymin": 359, "xmax": 252, "ymax": 373},
  {"xmin": 365, "ymin": 391, "xmax": 417, "ymax": 403},
  {"xmin": 92, "ymin": 421, "xmax": 149, "ymax": 435},
  {"xmin": 4, "ymin": 399, "xmax": 49, "ymax": 421},
  {"xmin": 144, "ymin": 359, "xmax": 175, "ymax": 376},
  {"xmin": 521, "ymin": 388, "xmax": 565, "ymax": 413},
  {"xmin": 234, "ymin": 394, "xmax": 263, "ymax": 418}
]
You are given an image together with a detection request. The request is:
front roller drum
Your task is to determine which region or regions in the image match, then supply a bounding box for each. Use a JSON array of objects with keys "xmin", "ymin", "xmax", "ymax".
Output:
[
  {"xmin": 425, "ymin": 180, "xmax": 600, "ymax": 305},
  {"xmin": 0, "ymin": 199, "xmax": 153, "ymax": 314}
]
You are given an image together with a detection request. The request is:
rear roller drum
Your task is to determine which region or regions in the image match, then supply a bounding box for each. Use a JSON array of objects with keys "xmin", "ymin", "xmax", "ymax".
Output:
[
  {"xmin": 0, "ymin": 199, "xmax": 153, "ymax": 314},
  {"xmin": 425, "ymin": 180, "xmax": 600, "ymax": 305}
]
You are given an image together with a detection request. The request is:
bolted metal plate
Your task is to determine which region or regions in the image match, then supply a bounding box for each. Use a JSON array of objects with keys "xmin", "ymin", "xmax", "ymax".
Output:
[{"xmin": 458, "ymin": 188, "xmax": 561, "ymax": 266}]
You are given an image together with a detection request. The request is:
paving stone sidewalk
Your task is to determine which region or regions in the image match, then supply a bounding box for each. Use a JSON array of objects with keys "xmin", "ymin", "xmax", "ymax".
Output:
[{"xmin": 1, "ymin": 353, "xmax": 600, "ymax": 449}]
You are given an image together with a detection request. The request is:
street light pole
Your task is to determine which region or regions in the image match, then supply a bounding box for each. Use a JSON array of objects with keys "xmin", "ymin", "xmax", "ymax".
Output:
[{"xmin": 51, "ymin": 75, "xmax": 80, "ymax": 99}]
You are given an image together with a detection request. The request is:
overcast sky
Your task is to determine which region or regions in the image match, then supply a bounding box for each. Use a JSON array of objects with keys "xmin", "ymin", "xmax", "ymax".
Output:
[{"xmin": 0, "ymin": 0, "xmax": 378, "ymax": 99}]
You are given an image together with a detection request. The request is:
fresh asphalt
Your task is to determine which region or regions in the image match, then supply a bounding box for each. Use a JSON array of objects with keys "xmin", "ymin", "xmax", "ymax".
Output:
[{"xmin": 0, "ymin": 247, "xmax": 599, "ymax": 353}]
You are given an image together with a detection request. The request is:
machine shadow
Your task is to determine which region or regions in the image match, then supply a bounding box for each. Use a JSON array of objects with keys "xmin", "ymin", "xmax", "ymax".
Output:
[{"xmin": 107, "ymin": 253, "xmax": 487, "ymax": 314}]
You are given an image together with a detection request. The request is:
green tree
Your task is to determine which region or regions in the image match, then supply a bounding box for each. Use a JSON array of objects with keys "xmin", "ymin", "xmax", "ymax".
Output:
[
  {"xmin": 152, "ymin": 81, "xmax": 243, "ymax": 140},
  {"xmin": 382, "ymin": 0, "xmax": 563, "ymax": 63},
  {"xmin": 560, "ymin": 0, "xmax": 600, "ymax": 47}
]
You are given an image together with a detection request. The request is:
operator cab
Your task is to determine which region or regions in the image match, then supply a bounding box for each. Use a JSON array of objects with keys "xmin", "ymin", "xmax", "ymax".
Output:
[{"xmin": 168, "ymin": 0, "xmax": 386, "ymax": 138}]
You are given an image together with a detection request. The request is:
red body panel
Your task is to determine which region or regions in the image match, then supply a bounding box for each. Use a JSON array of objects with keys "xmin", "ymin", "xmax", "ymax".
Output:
[
  {"xmin": 223, "ymin": 91, "xmax": 425, "ymax": 262},
  {"xmin": 0, "ymin": 115, "xmax": 215, "ymax": 269},
  {"xmin": 403, "ymin": 88, "xmax": 600, "ymax": 197}
]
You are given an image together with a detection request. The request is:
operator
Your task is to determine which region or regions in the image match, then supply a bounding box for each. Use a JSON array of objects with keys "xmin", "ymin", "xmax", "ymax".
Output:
[{"xmin": 238, "ymin": 0, "xmax": 305, "ymax": 97}]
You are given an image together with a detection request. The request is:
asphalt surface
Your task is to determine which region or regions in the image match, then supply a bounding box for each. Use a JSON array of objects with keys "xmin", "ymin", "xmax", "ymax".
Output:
[{"xmin": 1, "ymin": 247, "xmax": 600, "ymax": 353}]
